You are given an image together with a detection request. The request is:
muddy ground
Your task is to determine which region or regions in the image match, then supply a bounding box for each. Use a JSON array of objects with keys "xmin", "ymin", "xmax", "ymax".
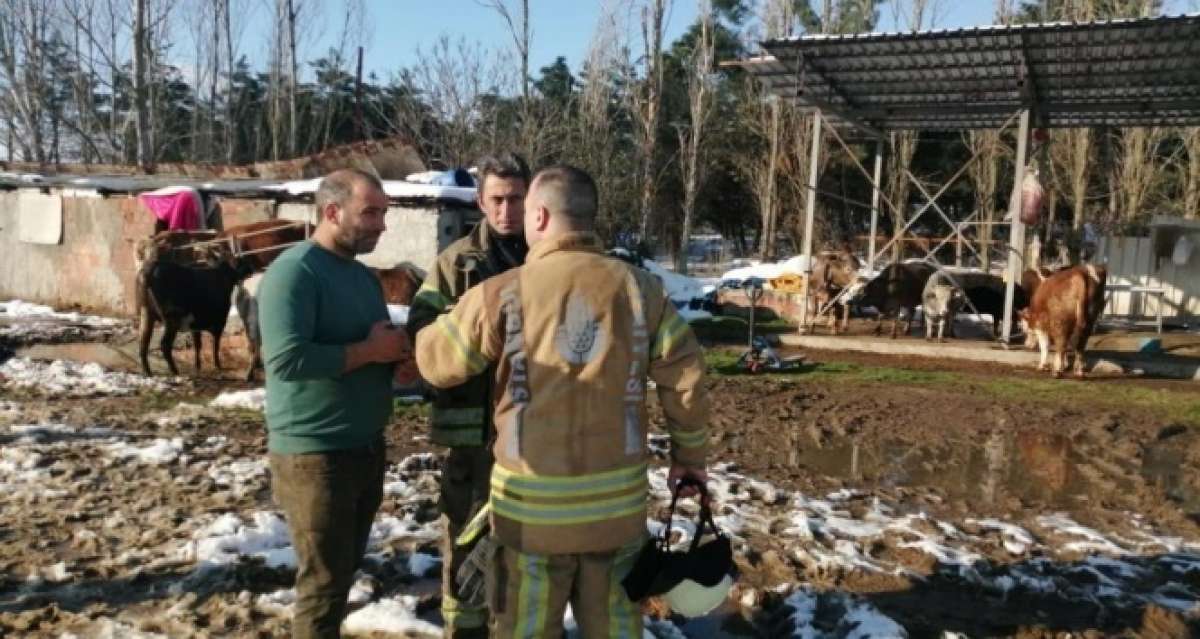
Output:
[{"xmin": 3, "ymin": 319, "xmax": 1200, "ymax": 637}]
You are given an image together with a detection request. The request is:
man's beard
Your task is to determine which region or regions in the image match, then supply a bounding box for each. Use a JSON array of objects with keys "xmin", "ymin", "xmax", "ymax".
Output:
[{"xmin": 335, "ymin": 228, "xmax": 378, "ymax": 255}]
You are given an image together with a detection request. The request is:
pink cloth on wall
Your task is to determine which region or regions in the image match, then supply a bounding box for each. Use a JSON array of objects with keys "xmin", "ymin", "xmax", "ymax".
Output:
[{"xmin": 138, "ymin": 189, "xmax": 201, "ymax": 231}]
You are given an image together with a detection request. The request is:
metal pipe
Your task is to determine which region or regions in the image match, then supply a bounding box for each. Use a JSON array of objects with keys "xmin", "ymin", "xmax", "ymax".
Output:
[
  {"xmin": 797, "ymin": 111, "xmax": 824, "ymax": 333},
  {"xmin": 1001, "ymin": 108, "xmax": 1032, "ymax": 344},
  {"xmin": 868, "ymin": 141, "xmax": 883, "ymax": 273}
]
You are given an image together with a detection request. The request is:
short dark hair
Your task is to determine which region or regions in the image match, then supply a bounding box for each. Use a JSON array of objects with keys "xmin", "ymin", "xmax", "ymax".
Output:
[
  {"xmin": 315, "ymin": 168, "xmax": 384, "ymax": 216},
  {"xmin": 476, "ymin": 152, "xmax": 531, "ymax": 188},
  {"xmin": 532, "ymin": 165, "xmax": 598, "ymax": 226}
]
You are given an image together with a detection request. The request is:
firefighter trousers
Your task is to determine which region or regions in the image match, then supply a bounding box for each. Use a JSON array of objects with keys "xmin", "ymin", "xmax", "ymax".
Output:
[
  {"xmin": 489, "ymin": 538, "xmax": 644, "ymax": 639},
  {"xmin": 439, "ymin": 445, "xmax": 493, "ymax": 637}
]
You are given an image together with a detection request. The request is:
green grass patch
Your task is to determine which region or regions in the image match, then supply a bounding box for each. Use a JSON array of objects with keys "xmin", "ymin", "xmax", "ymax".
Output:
[
  {"xmin": 704, "ymin": 347, "xmax": 1200, "ymax": 425},
  {"xmin": 704, "ymin": 349, "xmax": 953, "ymax": 384},
  {"xmin": 689, "ymin": 316, "xmax": 794, "ymax": 345},
  {"xmin": 977, "ymin": 377, "xmax": 1200, "ymax": 425}
]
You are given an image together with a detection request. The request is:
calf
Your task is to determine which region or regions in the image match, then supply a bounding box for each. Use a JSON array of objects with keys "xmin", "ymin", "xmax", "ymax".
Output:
[
  {"xmin": 234, "ymin": 273, "xmax": 265, "ymax": 381},
  {"xmin": 373, "ymin": 263, "xmax": 424, "ymax": 306},
  {"xmin": 921, "ymin": 271, "xmax": 965, "ymax": 342},
  {"xmin": 848, "ymin": 262, "xmax": 936, "ymax": 338},
  {"xmin": 219, "ymin": 219, "xmax": 314, "ymax": 271},
  {"xmin": 805, "ymin": 249, "xmax": 862, "ymax": 335},
  {"xmin": 135, "ymin": 230, "xmax": 220, "ymax": 272},
  {"xmin": 1018, "ymin": 263, "xmax": 1107, "ymax": 378},
  {"xmin": 236, "ymin": 263, "xmax": 424, "ymax": 381},
  {"xmin": 138, "ymin": 245, "xmax": 254, "ymax": 376}
]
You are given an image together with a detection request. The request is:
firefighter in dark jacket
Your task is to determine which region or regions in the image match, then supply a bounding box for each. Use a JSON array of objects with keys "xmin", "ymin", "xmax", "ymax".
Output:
[{"xmin": 405, "ymin": 152, "xmax": 530, "ymax": 638}]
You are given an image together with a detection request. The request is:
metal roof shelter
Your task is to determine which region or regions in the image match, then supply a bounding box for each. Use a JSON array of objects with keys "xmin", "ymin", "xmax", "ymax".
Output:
[{"xmin": 736, "ymin": 13, "xmax": 1200, "ymax": 343}]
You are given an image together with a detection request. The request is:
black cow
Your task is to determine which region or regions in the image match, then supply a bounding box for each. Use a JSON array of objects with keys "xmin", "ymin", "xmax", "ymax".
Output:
[
  {"xmin": 137, "ymin": 248, "xmax": 254, "ymax": 376},
  {"xmin": 848, "ymin": 262, "xmax": 937, "ymax": 338},
  {"xmin": 964, "ymin": 285, "xmax": 1030, "ymax": 338}
]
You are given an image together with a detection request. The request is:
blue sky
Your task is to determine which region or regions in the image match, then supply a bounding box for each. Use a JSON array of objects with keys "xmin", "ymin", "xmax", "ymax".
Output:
[
  {"xmin": 308, "ymin": 1, "xmax": 996, "ymax": 80},
  {"xmin": 215, "ymin": 0, "xmax": 1197, "ymax": 83}
]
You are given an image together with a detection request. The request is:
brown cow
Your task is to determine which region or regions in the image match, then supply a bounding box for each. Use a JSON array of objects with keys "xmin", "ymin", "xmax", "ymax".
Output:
[
  {"xmin": 1018, "ymin": 263, "xmax": 1107, "ymax": 378},
  {"xmin": 218, "ymin": 219, "xmax": 314, "ymax": 271},
  {"xmin": 805, "ymin": 249, "xmax": 862, "ymax": 335}
]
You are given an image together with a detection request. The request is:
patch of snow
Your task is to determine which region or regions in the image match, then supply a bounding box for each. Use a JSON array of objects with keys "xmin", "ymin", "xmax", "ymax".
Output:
[
  {"xmin": 106, "ymin": 437, "xmax": 186, "ymax": 464},
  {"xmin": 181, "ymin": 511, "xmax": 296, "ymax": 570},
  {"xmin": 209, "ymin": 388, "xmax": 267, "ymax": 412},
  {"xmin": 782, "ymin": 588, "xmax": 906, "ymax": 638},
  {"xmin": 266, "ymin": 178, "xmax": 476, "ymax": 205},
  {"xmin": 0, "ymin": 299, "xmax": 121, "ymax": 326},
  {"xmin": 207, "ymin": 459, "xmax": 268, "ymax": 497},
  {"xmin": 340, "ymin": 595, "xmax": 441, "ymax": 637},
  {"xmin": 1, "ymin": 357, "xmax": 170, "ymax": 397},
  {"xmin": 720, "ymin": 256, "xmax": 811, "ymax": 287},
  {"xmin": 348, "ymin": 574, "xmax": 376, "ymax": 605},
  {"xmin": 968, "ymin": 518, "xmax": 1035, "ymax": 555},
  {"xmin": 255, "ymin": 587, "xmax": 296, "ymax": 616},
  {"xmin": 407, "ymin": 552, "xmax": 440, "ymax": 578},
  {"xmin": 1036, "ymin": 514, "xmax": 1127, "ymax": 555},
  {"xmin": 58, "ymin": 619, "xmax": 168, "ymax": 639}
]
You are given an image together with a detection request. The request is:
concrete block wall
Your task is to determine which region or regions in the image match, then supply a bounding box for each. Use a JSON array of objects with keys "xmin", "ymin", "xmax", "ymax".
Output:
[
  {"xmin": 0, "ymin": 192, "xmax": 153, "ymax": 316},
  {"xmin": 0, "ymin": 190, "xmax": 469, "ymax": 318}
]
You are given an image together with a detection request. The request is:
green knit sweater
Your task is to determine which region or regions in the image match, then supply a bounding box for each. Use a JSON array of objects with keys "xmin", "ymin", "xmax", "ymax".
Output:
[{"xmin": 259, "ymin": 241, "xmax": 392, "ymax": 454}]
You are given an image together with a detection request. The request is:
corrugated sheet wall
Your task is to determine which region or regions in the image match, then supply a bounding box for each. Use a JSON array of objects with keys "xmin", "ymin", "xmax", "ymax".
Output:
[{"xmin": 1096, "ymin": 236, "xmax": 1200, "ymax": 323}]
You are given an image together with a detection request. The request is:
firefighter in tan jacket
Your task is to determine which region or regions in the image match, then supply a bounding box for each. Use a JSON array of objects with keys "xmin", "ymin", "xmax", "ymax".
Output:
[
  {"xmin": 416, "ymin": 165, "xmax": 710, "ymax": 638},
  {"xmin": 406, "ymin": 153, "xmax": 530, "ymax": 638}
]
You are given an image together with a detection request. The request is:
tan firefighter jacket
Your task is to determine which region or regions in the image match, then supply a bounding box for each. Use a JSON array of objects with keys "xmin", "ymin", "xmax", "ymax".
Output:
[
  {"xmin": 407, "ymin": 222, "xmax": 525, "ymax": 447},
  {"xmin": 415, "ymin": 232, "xmax": 710, "ymax": 555}
]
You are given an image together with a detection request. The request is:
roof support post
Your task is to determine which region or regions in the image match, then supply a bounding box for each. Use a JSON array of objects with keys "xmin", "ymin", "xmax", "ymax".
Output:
[
  {"xmin": 798, "ymin": 110, "xmax": 824, "ymax": 334},
  {"xmin": 1001, "ymin": 108, "xmax": 1033, "ymax": 344},
  {"xmin": 868, "ymin": 140, "xmax": 883, "ymax": 273}
]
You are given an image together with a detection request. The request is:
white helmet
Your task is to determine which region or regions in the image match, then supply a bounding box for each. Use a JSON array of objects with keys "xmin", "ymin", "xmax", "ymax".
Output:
[
  {"xmin": 621, "ymin": 478, "xmax": 737, "ymax": 618},
  {"xmin": 664, "ymin": 568, "xmax": 735, "ymax": 617}
]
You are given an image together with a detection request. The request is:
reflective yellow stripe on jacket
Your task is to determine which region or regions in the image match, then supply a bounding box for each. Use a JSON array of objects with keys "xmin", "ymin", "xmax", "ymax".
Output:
[
  {"xmin": 650, "ymin": 312, "xmax": 689, "ymax": 360},
  {"xmin": 414, "ymin": 281, "xmax": 452, "ymax": 312},
  {"xmin": 431, "ymin": 406, "xmax": 487, "ymax": 447},
  {"xmin": 434, "ymin": 314, "xmax": 489, "ymax": 376},
  {"xmin": 490, "ymin": 463, "xmax": 648, "ymax": 526}
]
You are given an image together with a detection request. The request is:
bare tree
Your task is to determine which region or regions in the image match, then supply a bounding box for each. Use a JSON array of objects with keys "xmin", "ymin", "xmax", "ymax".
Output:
[
  {"xmin": 674, "ymin": 0, "xmax": 715, "ymax": 274},
  {"xmin": 1105, "ymin": 126, "xmax": 1172, "ymax": 229},
  {"xmin": 567, "ymin": 0, "xmax": 635, "ymax": 238},
  {"xmin": 630, "ymin": 0, "xmax": 669, "ymax": 248},
  {"xmin": 398, "ymin": 35, "xmax": 508, "ymax": 166},
  {"xmin": 964, "ymin": 130, "xmax": 1004, "ymax": 270},
  {"xmin": 286, "ymin": 0, "xmax": 298, "ymax": 155},
  {"xmin": 0, "ymin": 0, "xmax": 54, "ymax": 163},
  {"xmin": 883, "ymin": 0, "xmax": 942, "ymax": 259},
  {"xmin": 132, "ymin": 0, "xmax": 150, "ymax": 167},
  {"xmin": 1185, "ymin": 128, "xmax": 1200, "ymax": 219},
  {"xmin": 476, "ymin": 0, "xmax": 530, "ymax": 102}
]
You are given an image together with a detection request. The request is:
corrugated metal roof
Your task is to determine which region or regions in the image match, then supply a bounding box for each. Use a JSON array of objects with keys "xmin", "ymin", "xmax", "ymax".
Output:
[
  {"xmin": 739, "ymin": 13, "xmax": 1200, "ymax": 132},
  {"xmin": 0, "ymin": 173, "xmax": 478, "ymax": 206}
]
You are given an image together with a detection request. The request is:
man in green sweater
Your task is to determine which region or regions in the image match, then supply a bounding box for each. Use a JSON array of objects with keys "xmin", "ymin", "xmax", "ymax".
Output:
[{"xmin": 258, "ymin": 169, "xmax": 413, "ymax": 639}]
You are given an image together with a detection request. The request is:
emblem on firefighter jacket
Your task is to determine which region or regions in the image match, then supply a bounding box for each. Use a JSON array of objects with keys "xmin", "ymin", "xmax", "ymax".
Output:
[{"xmin": 556, "ymin": 294, "xmax": 606, "ymax": 365}]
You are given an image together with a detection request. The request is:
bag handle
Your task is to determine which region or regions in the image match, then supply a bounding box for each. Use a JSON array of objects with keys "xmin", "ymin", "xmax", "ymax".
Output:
[{"xmin": 660, "ymin": 476, "xmax": 725, "ymax": 552}]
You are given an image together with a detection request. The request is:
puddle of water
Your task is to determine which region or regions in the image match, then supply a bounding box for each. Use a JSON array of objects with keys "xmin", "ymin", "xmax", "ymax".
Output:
[
  {"xmin": 788, "ymin": 429, "xmax": 1139, "ymax": 512},
  {"xmin": 1143, "ymin": 434, "xmax": 1200, "ymax": 516},
  {"xmin": 17, "ymin": 343, "xmax": 139, "ymax": 371}
]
